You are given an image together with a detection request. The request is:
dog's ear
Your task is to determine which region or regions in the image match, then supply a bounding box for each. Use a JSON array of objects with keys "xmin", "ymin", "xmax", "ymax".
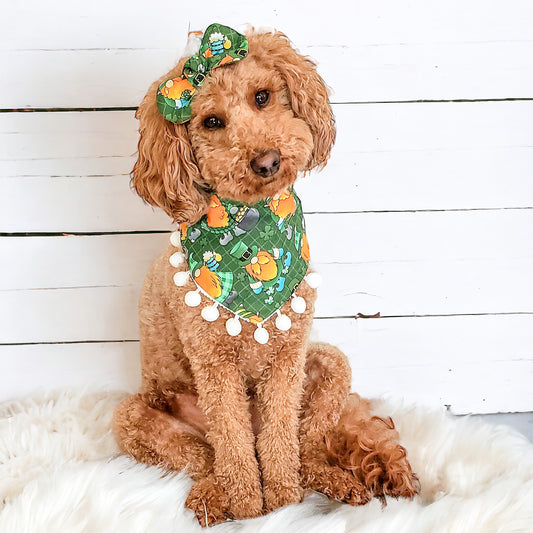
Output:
[
  {"xmin": 132, "ymin": 61, "xmax": 209, "ymax": 224},
  {"xmin": 255, "ymin": 32, "xmax": 336, "ymax": 171}
]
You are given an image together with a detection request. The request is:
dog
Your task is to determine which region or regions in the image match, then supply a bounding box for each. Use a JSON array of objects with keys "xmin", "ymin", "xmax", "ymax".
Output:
[{"xmin": 113, "ymin": 26, "xmax": 417, "ymax": 526}]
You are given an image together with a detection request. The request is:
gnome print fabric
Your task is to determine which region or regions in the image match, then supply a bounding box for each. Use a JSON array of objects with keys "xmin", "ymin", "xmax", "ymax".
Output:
[
  {"xmin": 179, "ymin": 188, "xmax": 310, "ymax": 325},
  {"xmin": 156, "ymin": 23, "xmax": 249, "ymax": 124}
]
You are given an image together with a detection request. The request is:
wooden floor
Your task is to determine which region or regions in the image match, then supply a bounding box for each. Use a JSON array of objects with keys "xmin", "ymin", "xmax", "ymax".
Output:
[{"xmin": 1, "ymin": 1, "xmax": 532, "ymax": 414}]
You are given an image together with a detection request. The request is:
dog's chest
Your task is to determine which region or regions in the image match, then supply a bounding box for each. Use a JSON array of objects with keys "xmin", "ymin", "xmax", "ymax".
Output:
[{"xmin": 238, "ymin": 342, "xmax": 270, "ymax": 383}]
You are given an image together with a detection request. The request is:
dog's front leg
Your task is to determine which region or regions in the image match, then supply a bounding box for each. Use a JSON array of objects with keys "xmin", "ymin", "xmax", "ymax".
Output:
[
  {"xmin": 185, "ymin": 350, "xmax": 263, "ymax": 524},
  {"xmin": 255, "ymin": 341, "xmax": 307, "ymax": 512}
]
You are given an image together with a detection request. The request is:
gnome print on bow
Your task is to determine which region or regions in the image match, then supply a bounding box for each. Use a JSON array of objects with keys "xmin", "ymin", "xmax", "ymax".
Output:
[{"xmin": 157, "ymin": 24, "xmax": 249, "ymax": 124}]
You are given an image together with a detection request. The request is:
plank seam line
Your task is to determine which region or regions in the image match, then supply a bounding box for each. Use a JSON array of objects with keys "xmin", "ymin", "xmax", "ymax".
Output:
[
  {"xmin": 316, "ymin": 312, "xmax": 533, "ymax": 320},
  {"xmin": 0, "ymin": 231, "xmax": 171, "ymax": 237},
  {"xmin": 336, "ymin": 98, "xmax": 533, "ymax": 105},
  {"xmin": 2, "ymin": 207, "xmax": 532, "ymax": 237},
  {"xmin": 0, "ymin": 285, "xmax": 132, "ymax": 292},
  {"xmin": 2, "ymin": 312, "xmax": 532, "ymax": 346},
  {"xmin": 0, "ymin": 340, "xmax": 140, "ymax": 346},
  {"xmin": 0, "ymin": 174, "xmax": 131, "ymax": 178},
  {"xmin": 305, "ymin": 207, "xmax": 533, "ymax": 215},
  {"xmin": 1, "ymin": 98, "xmax": 533, "ymax": 113},
  {"xmin": 9, "ymin": 41, "xmax": 533, "ymax": 51}
]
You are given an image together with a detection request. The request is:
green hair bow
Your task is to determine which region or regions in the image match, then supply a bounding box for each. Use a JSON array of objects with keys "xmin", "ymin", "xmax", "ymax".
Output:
[{"xmin": 156, "ymin": 23, "xmax": 249, "ymax": 124}]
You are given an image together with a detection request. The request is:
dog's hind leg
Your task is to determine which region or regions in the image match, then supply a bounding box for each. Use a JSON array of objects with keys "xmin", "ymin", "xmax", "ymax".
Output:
[
  {"xmin": 299, "ymin": 342, "xmax": 372, "ymax": 505},
  {"xmin": 300, "ymin": 344, "xmax": 418, "ymax": 503},
  {"xmin": 113, "ymin": 393, "xmax": 213, "ymax": 479},
  {"xmin": 323, "ymin": 393, "xmax": 419, "ymax": 500}
]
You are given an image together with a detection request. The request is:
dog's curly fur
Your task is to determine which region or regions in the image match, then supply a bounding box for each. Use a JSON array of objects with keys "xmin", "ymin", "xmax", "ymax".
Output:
[{"xmin": 113, "ymin": 30, "xmax": 417, "ymax": 526}]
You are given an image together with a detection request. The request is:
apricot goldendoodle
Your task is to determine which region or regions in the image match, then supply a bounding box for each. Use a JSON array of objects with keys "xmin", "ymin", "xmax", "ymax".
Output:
[{"xmin": 113, "ymin": 25, "xmax": 417, "ymax": 526}]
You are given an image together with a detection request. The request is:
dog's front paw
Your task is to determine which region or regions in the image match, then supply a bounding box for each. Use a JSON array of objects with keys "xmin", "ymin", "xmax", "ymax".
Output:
[
  {"xmin": 185, "ymin": 475, "xmax": 230, "ymax": 527},
  {"xmin": 229, "ymin": 487, "xmax": 264, "ymax": 520},
  {"xmin": 301, "ymin": 461, "xmax": 371, "ymax": 506},
  {"xmin": 263, "ymin": 483, "xmax": 303, "ymax": 513}
]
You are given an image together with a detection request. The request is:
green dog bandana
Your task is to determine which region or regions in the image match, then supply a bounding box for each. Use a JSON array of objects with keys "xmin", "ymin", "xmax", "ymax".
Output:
[
  {"xmin": 169, "ymin": 189, "xmax": 318, "ymax": 344},
  {"xmin": 157, "ymin": 23, "xmax": 248, "ymax": 124}
]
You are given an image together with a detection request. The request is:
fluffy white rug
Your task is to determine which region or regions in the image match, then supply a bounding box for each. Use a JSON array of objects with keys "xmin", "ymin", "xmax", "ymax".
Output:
[{"xmin": 0, "ymin": 390, "xmax": 532, "ymax": 533}]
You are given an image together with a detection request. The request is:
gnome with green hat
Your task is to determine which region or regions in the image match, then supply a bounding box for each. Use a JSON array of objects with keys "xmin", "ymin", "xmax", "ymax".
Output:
[{"xmin": 230, "ymin": 240, "xmax": 290, "ymax": 295}]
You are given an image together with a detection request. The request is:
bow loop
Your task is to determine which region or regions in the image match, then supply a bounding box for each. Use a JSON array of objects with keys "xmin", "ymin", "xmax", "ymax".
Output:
[{"xmin": 156, "ymin": 23, "xmax": 248, "ymax": 124}]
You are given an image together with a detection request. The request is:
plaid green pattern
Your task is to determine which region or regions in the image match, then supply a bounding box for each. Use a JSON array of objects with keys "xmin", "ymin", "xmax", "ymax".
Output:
[
  {"xmin": 157, "ymin": 23, "xmax": 248, "ymax": 123},
  {"xmin": 180, "ymin": 189, "xmax": 309, "ymax": 324}
]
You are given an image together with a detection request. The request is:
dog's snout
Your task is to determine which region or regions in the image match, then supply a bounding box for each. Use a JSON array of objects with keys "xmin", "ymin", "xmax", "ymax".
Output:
[{"xmin": 250, "ymin": 149, "xmax": 281, "ymax": 178}]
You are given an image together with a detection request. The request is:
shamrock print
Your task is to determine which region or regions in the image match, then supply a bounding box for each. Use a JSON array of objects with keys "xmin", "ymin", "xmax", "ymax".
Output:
[
  {"xmin": 236, "ymin": 270, "xmax": 248, "ymax": 283},
  {"xmin": 259, "ymin": 225, "xmax": 275, "ymax": 240}
]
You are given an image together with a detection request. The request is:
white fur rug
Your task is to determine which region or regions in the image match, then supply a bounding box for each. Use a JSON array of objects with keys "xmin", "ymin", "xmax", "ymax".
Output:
[{"xmin": 1, "ymin": 390, "xmax": 532, "ymax": 533}]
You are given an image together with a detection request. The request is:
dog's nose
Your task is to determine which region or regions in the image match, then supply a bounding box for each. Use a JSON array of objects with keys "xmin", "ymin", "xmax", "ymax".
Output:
[{"xmin": 250, "ymin": 149, "xmax": 281, "ymax": 178}]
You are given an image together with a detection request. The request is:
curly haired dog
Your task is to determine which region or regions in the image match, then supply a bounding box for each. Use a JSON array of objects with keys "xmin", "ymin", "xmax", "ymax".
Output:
[{"xmin": 113, "ymin": 29, "xmax": 417, "ymax": 526}]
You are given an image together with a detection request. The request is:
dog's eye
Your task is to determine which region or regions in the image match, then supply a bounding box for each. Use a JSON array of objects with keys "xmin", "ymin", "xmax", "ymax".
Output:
[
  {"xmin": 255, "ymin": 90, "xmax": 270, "ymax": 108},
  {"xmin": 203, "ymin": 116, "xmax": 225, "ymax": 130}
]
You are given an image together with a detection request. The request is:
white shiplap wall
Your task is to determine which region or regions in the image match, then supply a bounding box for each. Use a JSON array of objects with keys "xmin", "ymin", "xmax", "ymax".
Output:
[{"xmin": 1, "ymin": 0, "xmax": 532, "ymax": 414}]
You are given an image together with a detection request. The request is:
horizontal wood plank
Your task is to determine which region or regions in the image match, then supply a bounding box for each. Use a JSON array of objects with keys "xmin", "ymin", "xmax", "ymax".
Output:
[
  {"xmin": 319, "ymin": 259, "xmax": 533, "ymax": 317},
  {"xmin": 4, "ymin": 0, "xmax": 532, "ymax": 51},
  {"xmin": 4, "ymin": 102, "xmax": 529, "ymax": 162},
  {"xmin": 1, "ymin": 267, "xmax": 531, "ymax": 344},
  {"xmin": 0, "ymin": 156, "xmax": 132, "ymax": 178},
  {"xmin": 0, "ymin": 342, "xmax": 142, "ymax": 400},
  {"xmin": 0, "ymin": 233, "xmax": 169, "ymax": 290},
  {"xmin": 0, "ymin": 234, "xmax": 170, "ymax": 290},
  {"xmin": 0, "ymin": 286, "xmax": 140, "ymax": 343},
  {"xmin": 317, "ymin": 314, "xmax": 533, "ymax": 414},
  {"xmin": 2, "ymin": 210, "xmax": 532, "ymax": 287},
  {"xmin": 0, "ymin": 176, "xmax": 170, "ymax": 233},
  {"xmin": 4, "ymin": 41, "xmax": 533, "ymax": 108},
  {"xmin": 0, "ymin": 111, "xmax": 137, "ymax": 161},
  {"xmin": 2, "ymin": 314, "xmax": 532, "ymax": 414}
]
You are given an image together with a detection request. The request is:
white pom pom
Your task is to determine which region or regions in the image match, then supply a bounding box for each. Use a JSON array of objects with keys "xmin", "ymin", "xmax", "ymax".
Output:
[
  {"xmin": 254, "ymin": 326, "xmax": 269, "ymax": 344},
  {"xmin": 184, "ymin": 290, "xmax": 201, "ymax": 307},
  {"xmin": 275, "ymin": 313, "xmax": 292, "ymax": 331},
  {"xmin": 305, "ymin": 272, "xmax": 322, "ymax": 289},
  {"xmin": 201, "ymin": 304, "xmax": 220, "ymax": 322},
  {"xmin": 173, "ymin": 271, "xmax": 189, "ymax": 287},
  {"xmin": 291, "ymin": 296, "xmax": 307, "ymax": 314},
  {"xmin": 169, "ymin": 252, "xmax": 185, "ymax": 267},
  {"xmin": 170, "ymin": 231, "xmax": 181, "ymax": 248},
  {"xmin": 225, "ymin": 317, "xmax": 242, "ymax": 336}
]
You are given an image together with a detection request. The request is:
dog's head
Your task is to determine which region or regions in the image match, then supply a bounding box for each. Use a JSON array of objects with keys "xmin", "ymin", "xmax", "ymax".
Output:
[{"xmin": 132, "ymin": 31, "xmax": 336, "ymax": 224}]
